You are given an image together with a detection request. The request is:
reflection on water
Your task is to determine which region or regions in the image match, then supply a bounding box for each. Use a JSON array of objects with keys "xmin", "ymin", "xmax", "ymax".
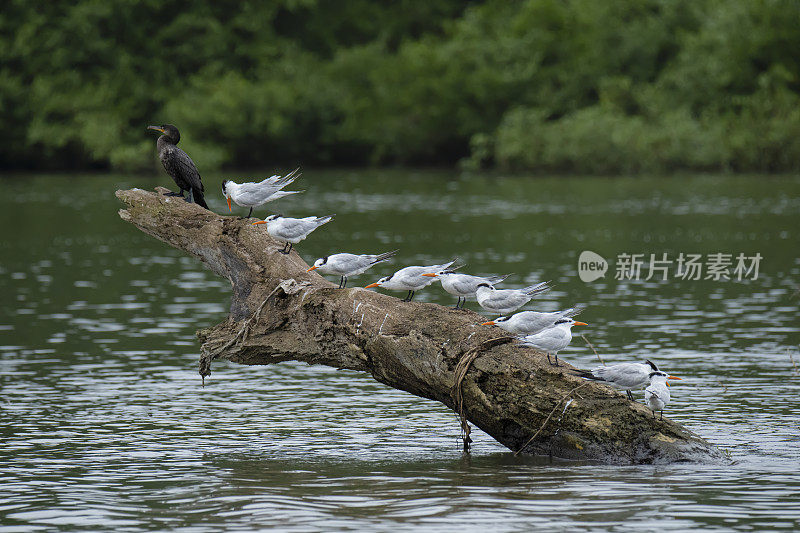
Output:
[{"xmin": 1, "ymin": 171, "xmax": 799, "ymax": 531}]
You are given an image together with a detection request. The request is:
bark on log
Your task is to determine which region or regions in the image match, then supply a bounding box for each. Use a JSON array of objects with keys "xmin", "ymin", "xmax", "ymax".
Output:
[{"xmin": 116, "ymin": 187, "xmax": 724, "ymax": 464}]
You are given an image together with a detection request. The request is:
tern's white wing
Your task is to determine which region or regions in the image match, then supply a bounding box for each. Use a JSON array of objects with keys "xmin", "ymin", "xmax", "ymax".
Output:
[
  {"xmin": 441, "ymin": 274, "xmax": 483, "ymax": 296},
  {"xmin": 505, "ymin": 311, "xmax": 562, "ymax": 334},
  {"xmin": 397, "ymin": 267, "xmax": 437, "ymax": 289},
  {"xmin": 590, "ymin": 363, "xmax": 651, "ymax": 390},
  {"xmin": 233, "ymin": 170, "xmax": 301, "ymax": 206},
  {"xmin": 400, "ymin": 262, "xmax": 452, "ymax": 278},
  {"xmin": 520, "ymin": 326, "xmax": 571, "ymax": 353},
  {"xmin": 258, "ymin": 168, "xmax": 300, "ymax": 188},
  {"xmin": 316, "ymin": 253, "xmax": 355, "ymax": 275},
  {"xmin": 271, "ymin": 216, "xmax": 332, "ymax": 242},
  {"xmin": 345, "ymin": 251, "xmax": 397, "ymax": 276},
  {"xmin": 478, "ymin": 287, "xmax": 529, "ymax": 311},
  {"xmin": 394, "ymin": 265, "xmax": 427, "ymax": 278},
  {"xmin": 232, "ymin": 181, "xmax": 282, "ymax": 205},
  {"xmin": 256, "ymin": 174, "xmax": 282, "ymax": 186},
  {"xmin": 321, "ymin": 253, "xmax": 371, "ymax": 275},
  {"xmin": 383, "ymin": 266, "xmax": 430, "ymax": 290}
]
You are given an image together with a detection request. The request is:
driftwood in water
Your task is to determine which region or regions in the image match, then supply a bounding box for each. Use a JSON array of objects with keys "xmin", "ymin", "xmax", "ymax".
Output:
[{"xmin": 116, "ymin": 187, "xmax": 723, "ymax": 464}]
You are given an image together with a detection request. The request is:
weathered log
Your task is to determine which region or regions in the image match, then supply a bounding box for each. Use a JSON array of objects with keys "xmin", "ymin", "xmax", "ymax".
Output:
[{"xmin": 116, "ymin": 187, "xmax": 724, "ymax": 464}]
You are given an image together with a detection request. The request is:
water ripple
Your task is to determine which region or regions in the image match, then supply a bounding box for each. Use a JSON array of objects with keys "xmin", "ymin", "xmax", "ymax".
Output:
[{"xmin": 1, "ymin": 172, "xmax": 799, "ymax": 531}]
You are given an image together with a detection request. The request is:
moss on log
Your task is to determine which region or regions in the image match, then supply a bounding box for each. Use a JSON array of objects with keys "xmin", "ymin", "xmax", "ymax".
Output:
[{"xmin": 116, "ymin": 187, "xmax": 724, "ymax": 464}]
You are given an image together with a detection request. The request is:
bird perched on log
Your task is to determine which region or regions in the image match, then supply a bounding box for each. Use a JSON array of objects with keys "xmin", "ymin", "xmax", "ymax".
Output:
[
  {"xmin": 365, "ymin": 260, "xmax": 458, "ymax": 302},
  {"xmin": 147, "ymin": 124, "xmax": 208, "ymax": 209},
  {"xmin": 475, "ymin": 281, "xmax": 551, "ymax": 315},
  {"xmin": 518, "ymin": 317, "xmax": 587, "ymax": 366},
  {"xmin": 251, "ymin": 214, "xmax": 334, "ymax": 254},
  {"xmin": 482, "ymin": 305, "xmax": 584, "ymax": 335},
  {"xmin": 572, "ymin": 360, "xmax": 672, "ymax": 400},
  {"xmin": 645, "ymin": 370, "xmax": 681, "ymax": 419},
  {"xmin": 308, "ymin": 250, "xmax": 398, "ymax": 288},
  {"xmin": 221, "ymin": 169, "xmax": 303, "ymax": 218},
  {"xmin": 422, "ymin": 269, "xmax": 510, "ymax": 309}
]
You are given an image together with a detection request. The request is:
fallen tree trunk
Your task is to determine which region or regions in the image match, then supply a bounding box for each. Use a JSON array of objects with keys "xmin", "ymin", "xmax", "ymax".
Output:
[{"xmin": 117, "ymin": 187, "xmax": 723, "ymax": 464}]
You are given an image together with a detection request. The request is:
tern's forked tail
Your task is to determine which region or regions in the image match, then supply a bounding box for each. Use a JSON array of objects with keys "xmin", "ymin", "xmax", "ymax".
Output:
[
  {"xmin": 487, "ymin": 273, "xmax": 511, "ymax": 285},
  {"xmin": 275, "ymin": 167, "xmax": 302, "ymax": 187},
  {"xmin": 563, "ymin": 304, "xmax": 586, "ymax": 318},
  {"xmin": 445, "ymin": 260, "xmax": 465, "ymax": 272},
  {"xmin": 523, "ymin": 280, "xmax": 551, "ymax": 296},
  {"xmin": 371, "ymin": 250, "xmax": 399, "ymax": 264},
  {"xmin": 570, "ymin": 369, "xmax": 602, "ymax": 381}
]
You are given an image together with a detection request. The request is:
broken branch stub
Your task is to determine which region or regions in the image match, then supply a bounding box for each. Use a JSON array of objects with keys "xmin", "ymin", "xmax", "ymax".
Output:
[{"xmin": 116, "ymin": 187, "xmax": 724, "ymax": 464}]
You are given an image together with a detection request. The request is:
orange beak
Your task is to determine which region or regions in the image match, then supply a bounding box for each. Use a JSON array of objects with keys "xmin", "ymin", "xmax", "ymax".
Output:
[
  {"xmin": 251, "ymin": 220, "xmax": 266, "ymax": 225},
  {"xmin": 481, "ymin": 321, "xmax": 496, "ymax": 326},
  {"xmin": 668, "ymin": 376, "xmax": 682, "ymax": 381},
  {"xmin": 306, "ymin": 266, "xmax": 318, "ymax": 272},
  {"xmin": 365, "ymin": 282, "xmax": 380, "ymax": 288},
  {"xmin": 226, "ymin": 197, "xmax": 232, "ymax": 212},
  {"xmin": 421, "ymin": 273, "xmax": 437, "ymax": 277},
  {"xmin": 573, "ymin": 321, "xmax": 588, "ymax": 326}
]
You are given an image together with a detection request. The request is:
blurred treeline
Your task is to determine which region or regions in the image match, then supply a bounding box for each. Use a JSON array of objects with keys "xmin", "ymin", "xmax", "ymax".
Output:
[{"xmin": 2, "ymin": 0, "xmax": 799, "ymax": 174}]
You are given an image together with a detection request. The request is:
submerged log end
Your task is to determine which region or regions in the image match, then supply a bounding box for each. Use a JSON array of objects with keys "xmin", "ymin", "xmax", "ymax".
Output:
[{"xmin": 117, "ymin": 187, "xmax": 726, "ymax": 465}]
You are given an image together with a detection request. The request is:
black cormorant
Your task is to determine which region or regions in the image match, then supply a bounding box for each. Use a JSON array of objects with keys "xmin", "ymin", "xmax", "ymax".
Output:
[{"xmin": 147, "ymin": 124, "xmax": 208, "ymax": 209}]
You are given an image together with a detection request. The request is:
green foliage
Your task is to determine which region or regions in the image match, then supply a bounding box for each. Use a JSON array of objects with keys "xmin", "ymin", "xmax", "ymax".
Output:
[
  {"xmin": 494, "ymin": 105, "xmax": 727, "ymax": 174},
  {"xmin": 2, "ymin": 0, "xmax": 799, "ymax": 173}
]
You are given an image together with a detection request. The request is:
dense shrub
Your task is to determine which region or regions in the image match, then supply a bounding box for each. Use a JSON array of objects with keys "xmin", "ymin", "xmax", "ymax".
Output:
[{"xmin": 1, "ymin": 0, "xmax": 799, "ymax": 173}]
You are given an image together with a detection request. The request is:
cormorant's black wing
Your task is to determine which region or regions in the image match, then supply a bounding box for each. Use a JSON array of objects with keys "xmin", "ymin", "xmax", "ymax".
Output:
[
  {"xmin": 158, "ymin": 143, "xmax": 208, "ymax": 209},
  {"xmin": 164, "ymin": 147, "xmax": 204, "ymax": 193}
]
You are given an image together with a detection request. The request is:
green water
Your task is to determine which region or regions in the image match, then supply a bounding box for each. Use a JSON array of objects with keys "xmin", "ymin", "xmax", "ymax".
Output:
[{"xmin": 1, "ymin": 170, "xmax": 799, "ymax": 531}]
